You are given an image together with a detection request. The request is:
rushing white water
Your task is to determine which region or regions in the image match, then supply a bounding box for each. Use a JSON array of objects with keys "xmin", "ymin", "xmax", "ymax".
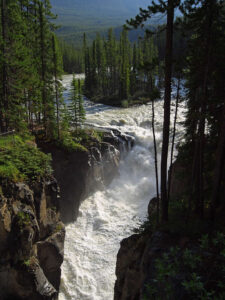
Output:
[{"xmin": 59, "ymin": 75, "xmax": 186, "ymax": 300}]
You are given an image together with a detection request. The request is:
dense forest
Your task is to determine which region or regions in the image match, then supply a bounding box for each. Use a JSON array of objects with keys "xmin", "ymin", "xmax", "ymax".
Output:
[
  {"xmin": 0, "ymin": 0, "xmax": 63, "ymax": 136},
  {"xmin": 83, "ymin": 29, "xmax": 160, "ymax": 106},
  {"xmin": 0, "ymin": 0, "xmax": 86, "ymax": 141}
]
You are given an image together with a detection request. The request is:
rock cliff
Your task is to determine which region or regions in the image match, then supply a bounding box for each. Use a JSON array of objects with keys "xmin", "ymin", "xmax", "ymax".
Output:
[
  {"xmin": 0, "ymin": 177, "xmax": 65, "ymax": 300},
  {"xmin": 0, "ymin": 129, "xmax": 134, "ymax": 299},
  {"xmin": 39, "ymin": 130, "xmax": 134, "ymax": 223}
]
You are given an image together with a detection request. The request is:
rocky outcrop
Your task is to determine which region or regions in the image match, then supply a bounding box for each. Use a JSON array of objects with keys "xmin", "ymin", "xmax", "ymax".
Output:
[
  {"xmin": 114, "ymin": 228, "xmax": 190, "ymax": 300},
  {"xmin": 39, "ymin": 130, "xmax": 134, "ymax": 223},
  {"xmin": 0, "ymin": 178, "xmax": 65, "ymax": 300}
]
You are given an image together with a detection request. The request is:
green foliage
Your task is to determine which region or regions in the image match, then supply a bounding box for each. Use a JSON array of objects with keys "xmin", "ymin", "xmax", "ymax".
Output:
[
  {"xmin": 0, "ymin": 135, "xmax": 52, "ymax": 182},
  {"xmin": 84, "ymin": 28, "xmax": 159, "ymax": 106},
  {"xmin": 121, "ymin": 100, "xmax": 129, "ymax": 108},
  {"xmin": 142, "ymin": 232, "xmax": 225, "ymax": 300},
  {"xmin": 59, "ymin": 39, "xmax": 84, "ymax": 73},
  {"xmin": 69, "ymin": 76, "xmax": 86, "ymax": 130},
  {"xmin": 90, "ymin": 130, "xmax": 104, "ymax": 143},
  {"xmin": 54, "ymin": 223, "xmax": 63, "ymax": 233},
  {"xmin": 23, "ymin": 259, "xmax": 31, "ymax": 267},
  {"xmin": 56, "ymin": 132, "xmax": 87, "ymax": 153},
  {"xmin": 0, "ymin": 0, "xmax": 64, "ymax": 139},
  {"xmin": 72, "ymin": 128, "xmax": 104, "ymax": 147},
  {"xmin": 17, "ymin": 211, "xmax": 31, "ymax": 229}
]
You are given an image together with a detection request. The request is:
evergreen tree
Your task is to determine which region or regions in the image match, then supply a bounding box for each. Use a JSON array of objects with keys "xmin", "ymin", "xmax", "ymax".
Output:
[
  {"xmin": 119, "ymin": 28, "xmax": 130, "ymax": 100},
  {"xmin": 52, "ymin": 33, "xmax": 63, "ymax": 139},
  {"xmin": 127, "ymin": 0, "xmax": 180, "ymax": 222},
  {"xmin": 77, "ymin": 79, "xmax": 86, "ymax": 126},
  {"xmin": 180, "ymin": 0, "xmax": 225, "ymax": 219},
  {"xmin": 69, "ymin": 76, "xmax": 85, "ymax": 131},
  {"xmin": 83, "ymin": 29, "xmax": 158, "ymax": 105}
]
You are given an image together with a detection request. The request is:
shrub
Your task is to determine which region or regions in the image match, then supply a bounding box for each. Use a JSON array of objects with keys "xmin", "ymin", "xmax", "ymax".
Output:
[
  {"xmin": 0, "ymin": 135, "xmax": 52, "ymax": 182},
  {"xmin": 57, "ymin": 132, "xmax": 88, "ymax": 153},
  {"xmin": 121, "ymin": 100, "xmax": 129, "ymax": 108},
  {"xmin": 142, "ymin": 232, "xmax": 225, "ymax": 300}
]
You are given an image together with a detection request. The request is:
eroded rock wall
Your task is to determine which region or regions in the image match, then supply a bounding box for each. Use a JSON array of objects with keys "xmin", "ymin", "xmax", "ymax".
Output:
[
  {"xmin": 40, "ymin": 131, "xmax": 134, "ymax": 223},
  {"xmin": 0, "ymin": 178, "xmax": 65, "ymax": 300}
]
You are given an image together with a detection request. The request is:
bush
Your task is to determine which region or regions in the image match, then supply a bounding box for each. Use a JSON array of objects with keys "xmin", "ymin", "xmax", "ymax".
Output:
[
  {"xmin": 121, "ymin": 100, "xmax": 129, "ymax": 108},
  {"xmin": 0, "ymin": 135, "xmax": 52, "ymax": 182},
  {"xmin": 57, "ymin": 132, "xmax": 88, "ymax": 153},
  {"xmin": 142, "ymin": 232, "xmax": 225, "ymax": 300}
]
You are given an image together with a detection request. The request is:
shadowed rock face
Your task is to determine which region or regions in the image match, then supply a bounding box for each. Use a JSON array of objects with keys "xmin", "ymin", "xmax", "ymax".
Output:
[
  {"xmin": 114, "ymin": 231, "xmax": 177, "ymax": 300},
  {"xmin": 39, "ymin": 131, "xmax": 134, "ymax": 224},
  {"xmin": 0, "ymin": 178, "xmax": 65, "ymax": 300}
]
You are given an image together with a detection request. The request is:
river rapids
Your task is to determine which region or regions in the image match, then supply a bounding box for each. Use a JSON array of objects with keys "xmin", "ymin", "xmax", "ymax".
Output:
[{"xmin": 59, "ymin": 74, "xmax": 186, "ymax": 300}]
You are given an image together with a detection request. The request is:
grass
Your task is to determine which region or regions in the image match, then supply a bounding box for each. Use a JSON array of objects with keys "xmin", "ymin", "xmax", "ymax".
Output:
[
  {"xmin": 17, "ymin": 211, "xmax": 31, "ymax": 229},
  {"xmin": 55, "ymin": 128, "xmax": 105, "ymax": 153},
  {"xmin": 0, "ymin": 134, "xmax": 52, "ymax": 182},
  {"xmin": 55, "ymin": 131, "xmax": 88, "ymax": 153},
  {"xmin": 72, "ymin": 128, "xmax": 103, "ymax": 143}
]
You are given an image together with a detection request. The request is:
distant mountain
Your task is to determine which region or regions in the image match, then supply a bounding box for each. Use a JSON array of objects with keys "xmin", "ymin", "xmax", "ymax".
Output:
[
  {"xmin": 50, "ymin": 0, "xmax": 163, "ymax": 46},
  {"xmin": 51, "ymin": 0, "xmax": 151, "ymax": 26}
]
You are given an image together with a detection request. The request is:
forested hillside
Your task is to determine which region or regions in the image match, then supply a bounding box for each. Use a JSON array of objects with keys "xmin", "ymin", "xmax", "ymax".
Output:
[
  {"xmin": 51, "ymin": 0, "xmax": 159, "ymax": 44},
  {"xmin": 51, "ymin": 0, "xmax": 150, "ymax": 25}
]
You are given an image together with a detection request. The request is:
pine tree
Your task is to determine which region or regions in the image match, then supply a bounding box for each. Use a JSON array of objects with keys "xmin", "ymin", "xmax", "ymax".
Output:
[
  {"xmin": 119, "ymin": 28, "xmax": 130, "ymax": 100},
  {"xmin": 69, "ymin": 75, "xmax": 79, "ymax": 131},
  {"xmin": 77, "ymin": 79, "xmax": 86, "ymax": 127},
  {"xmin": 52, "ymin": 33, "xmax": 63, "ymax": 139},
  {"xmin": 69, "ymin": 76, "xmax": 85, "ymax": 131},
  {"xmin": 181, "ymin": 0, "xmax": 225, "ymax": 219}
]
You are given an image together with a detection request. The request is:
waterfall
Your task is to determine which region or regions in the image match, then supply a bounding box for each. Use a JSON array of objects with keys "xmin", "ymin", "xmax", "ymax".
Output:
[{"xmin": 59, "ymin": 75, "xmax": 186, "ymax": 300}]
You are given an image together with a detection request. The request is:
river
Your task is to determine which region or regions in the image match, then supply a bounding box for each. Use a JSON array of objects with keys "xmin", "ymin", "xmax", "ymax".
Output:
[{"xmin": 59, "ymin": 74, "xmax": 186, "ymax": 300}]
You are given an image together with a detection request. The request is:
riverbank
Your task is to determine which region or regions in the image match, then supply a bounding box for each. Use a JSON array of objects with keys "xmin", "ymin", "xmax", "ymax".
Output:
[
  {"xmin": 0, "ymin": 125, "xmax": 133, "ymax": 299},
  {"xmin": 85, "ymin": 94, "xmax": 152, "ymax": 108}
]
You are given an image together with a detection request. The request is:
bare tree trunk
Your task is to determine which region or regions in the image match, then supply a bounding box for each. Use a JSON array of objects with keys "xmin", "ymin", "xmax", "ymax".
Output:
[
  {"xmin": 211, "ymin": 103, "xmax": 225, "ymax": 220},
  {"xmin": 52, "ymin": 35, "xmax": 60, "ymax": 140},
  {"xmin": 1, "ymin": 0, "xmax": 8, "ymax": 132},
  {"xmin": 168, "ymin": 77, "xmax": 180, "ymax": 202},
  {"xmin": 152, "ymin": 97, "xmax": 160, "ymax": 224},
  {"xmin": 39, "ymin": 2, "xmax": 47, "ymax": 134},
  {"xmin": 196, "ymin": 0, "xmax": 214, "ymax": 218},
  {"xmin": 161, "ymin": 0, "xmax": 174, "ymax": 222}
]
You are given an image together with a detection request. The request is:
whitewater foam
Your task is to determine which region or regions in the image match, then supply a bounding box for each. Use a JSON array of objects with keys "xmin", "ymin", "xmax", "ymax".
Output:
[{"xmin": 59, "ymin": 75, "xmax": 186, "ymax": 300}]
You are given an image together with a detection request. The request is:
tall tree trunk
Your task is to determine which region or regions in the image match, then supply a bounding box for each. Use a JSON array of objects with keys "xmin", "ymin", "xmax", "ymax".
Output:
[
  {"xmin": 52, "ymin": 35, "xmax": 60, "ymax": 140},
  {"xmin": 1, "ymin": 0, "xmax": 8, "ymax": 132},
  {"xmin": 196, "ymin": 0, "xmax": 213, "ymax": 218},
  {"xmin": 211, "ymin": 103, "xmax": 225, "ymax": 220},
  {"xmin": 160, "ymin": 0, "xmax": 174, "ymax": 222},
  {"xmin": 39, "ymin": 2, "xmax": 47, "ymax": 134},
  {"xmin": 168, "ymin": 77, "xmax": 180, "ymax": 202},
  {"xmin": 152, "ymin": 97, "xmax": 160, "ymax": 224}
]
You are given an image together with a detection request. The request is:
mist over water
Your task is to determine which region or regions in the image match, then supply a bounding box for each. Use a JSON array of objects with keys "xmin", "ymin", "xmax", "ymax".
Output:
[{"xmin": 59, "ymin": 75, "xmax": 186, "ymax": 300}]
